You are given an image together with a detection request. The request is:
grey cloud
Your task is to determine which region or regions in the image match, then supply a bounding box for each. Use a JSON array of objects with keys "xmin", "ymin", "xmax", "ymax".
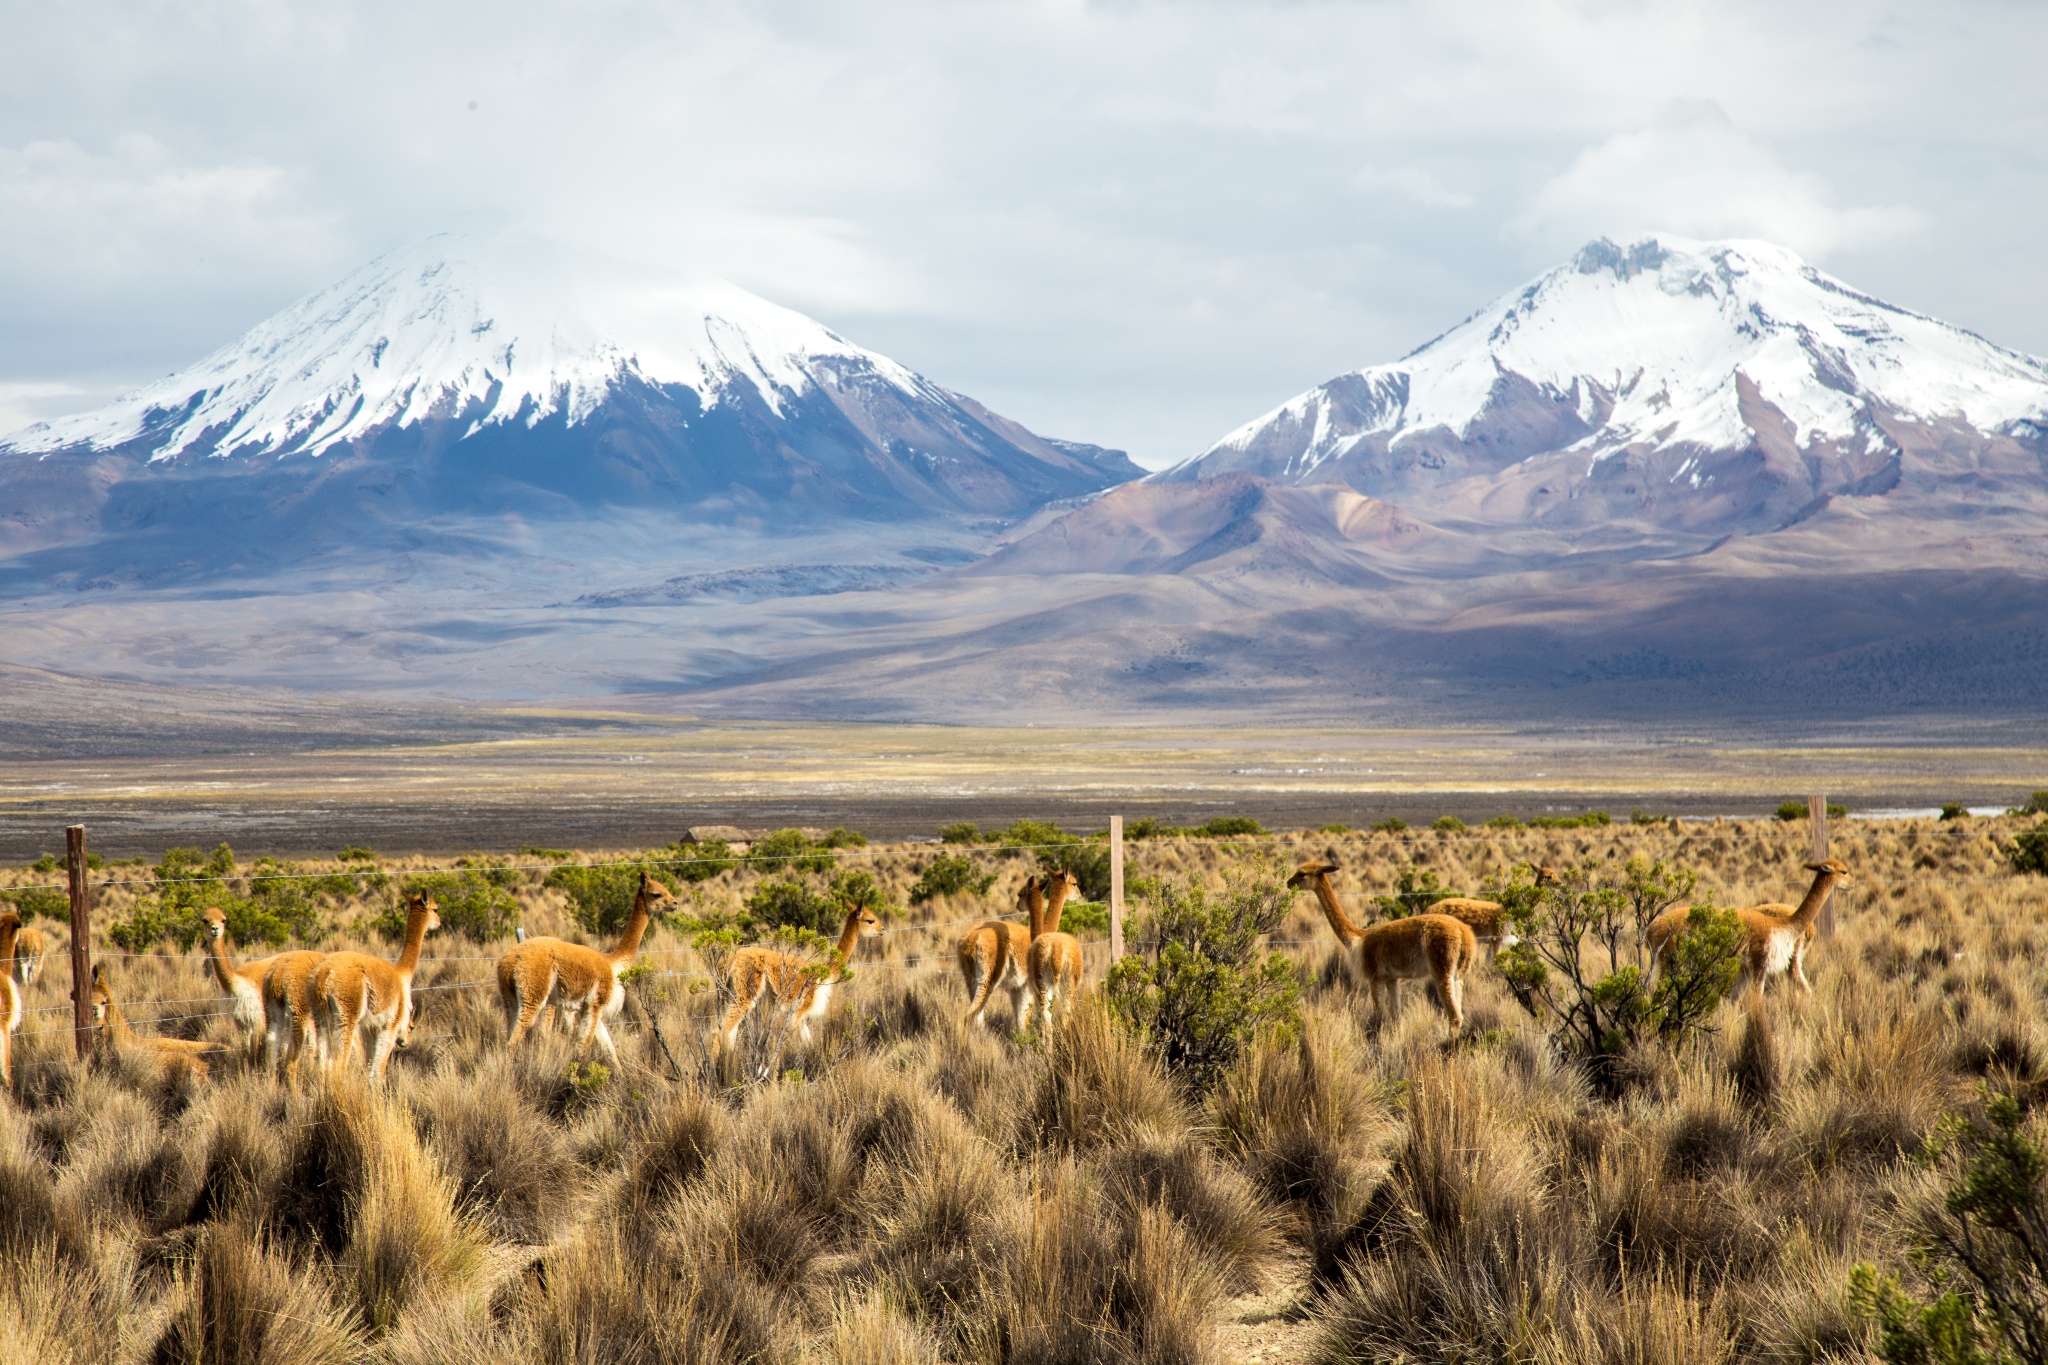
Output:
[{"xmin": 2, "ymin": 0, "xmax": 2044, "ymax": 467}]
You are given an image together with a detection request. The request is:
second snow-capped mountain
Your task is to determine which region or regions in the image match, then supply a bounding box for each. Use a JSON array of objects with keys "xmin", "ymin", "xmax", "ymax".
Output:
[{"xmin": 1159, "ymin": 236, "xmax": 2048, "ymax": 547}]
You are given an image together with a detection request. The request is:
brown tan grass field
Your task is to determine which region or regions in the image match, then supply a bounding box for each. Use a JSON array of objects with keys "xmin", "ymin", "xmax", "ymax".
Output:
[{"xmin": 2, "ymin": 813, "xmax": 2046, "ymax": 1363}]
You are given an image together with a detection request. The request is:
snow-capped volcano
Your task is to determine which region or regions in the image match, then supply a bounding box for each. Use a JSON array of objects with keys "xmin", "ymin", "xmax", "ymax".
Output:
[
  {"xmin": 4, "ymin": 233, "xmax": 936, "ymax": 463},
  {"xmin": 0, "ymin": 232, "xmax": 1138, "ymax": 583},
  {"xmin": 1162, "ymin": 236, "xmax": 2048, "ymax": 540}
]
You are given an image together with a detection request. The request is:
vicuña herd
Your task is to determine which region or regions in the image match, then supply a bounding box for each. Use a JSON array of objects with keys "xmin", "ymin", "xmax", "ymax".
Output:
[{"xmin": 0, "ymin": 847, "xmax": 1857, "ymax": 1088}]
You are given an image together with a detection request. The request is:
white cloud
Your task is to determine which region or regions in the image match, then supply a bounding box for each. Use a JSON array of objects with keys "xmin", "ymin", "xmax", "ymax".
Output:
[{"xmin": 1510, "ymin": 100, "xmax": 1921, "ymax": 261}]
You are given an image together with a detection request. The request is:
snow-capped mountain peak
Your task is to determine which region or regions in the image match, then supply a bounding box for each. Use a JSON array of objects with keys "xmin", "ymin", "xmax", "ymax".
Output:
[
  {"xmin": 2, "ymin": 231, "xmax": 931, "ymax": 461},
  {"xmin": 1170, "ymin": 234, "xmax": 2048, "ymax": 493}
]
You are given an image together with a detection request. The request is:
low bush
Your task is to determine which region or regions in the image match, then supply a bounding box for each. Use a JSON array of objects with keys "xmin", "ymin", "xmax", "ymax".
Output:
[
  {"xmin": 107, "ymin": 844, "xmax": 326, "ymax": 952},
  {"xmin": 1528, "ymin": 810, "xmax": 1613, "ymax": 829},
  {"xmin": 1941, "ymin": 803, "xmax": 1970, "ymax": 821},
  {"xmin": 752, "ymin": 829, "xmax": 835, "ymax": 874},
  {"xmin": 1497, "ymin": 857, "xmax": 1739, "ymax": 1095},
  {"xmin": 541, "ymin": 864, "xmax": 641, "ymax": 938},
  {"xmin": 386, "ymin": 869, "xmax": 519, "ymax": 942},
  {"xmin": 2021, "ymin": 790, "xmax": 2048, "ymax": 816},
  {"xmin": 1370, "ymin": 817, "xmax": 1408, "ymax": 833},
  {"xmin": 1, "ymin": 885, "xmax": 68, "ymax": 920},
  {"xmin": 1432, "ymin": 815, "xmax": 1466, "ymax": 832},
  {"xmin": 2010, "ymin": 822, "xmax": 2048, "ymax": 877},
  {"xmin": 1372, "ymin": 866, "xmax": 1457, "ymax": 918},
  {"xmin": 746, "ymin": 869, "xmax": 892, "ymax": 937},
  {"xmin": 1850, "ymin": 1092, "xmax": 2048, "ymax": 1364},
  {"xmin": 907, "ymin": 853, "xmax": 995, "ymax": 904},
  {"xmin": 1106, "ymin": 864, "xmax": 1301, "ymax": 1093}
]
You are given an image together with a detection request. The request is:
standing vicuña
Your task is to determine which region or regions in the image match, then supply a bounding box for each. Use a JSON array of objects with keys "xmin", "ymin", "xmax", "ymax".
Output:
[
  {"xmin": 91, "ymin": 963, "xmax": 224, "ymax": 1079},
  {"xmin": 308, "ymin": 894, "xmax": 441, "ymax": 1080},
  {"xmin": 498, "ymin": 872, "xmax": 673, "ymax": 1064},
  {"xmin": 199, "ymin": 906, "xmax": 290, "ymax": 1065},
  {"xmin": 1648, "ymin": 857, "xmax": 1852, "ymax": 1000},
  {"xmin": 1026, "ymin": 869, "xmax": 1085, "ymax": 1028},
  {"xmin": 1289, "ymin": 860, "xmax": 1477, "ymax": 1031},
  {"xmin": 716, "ymin": 903, "xmax": 881, "ymax": 1055},
  {"xmin": 1427, "ymin": 865, "xmax": 1551, "ymax": 961},
  {"xmin": 10, "ymin": 924, "xmax": 47, "ymax": 988},
  {"xmin": 0, "ymin": 913, "xmax": 21, "ymax": 1088},
  {"xmin": 958, "ymin": 878, "xmax": 1039, "ymax": 1031}
]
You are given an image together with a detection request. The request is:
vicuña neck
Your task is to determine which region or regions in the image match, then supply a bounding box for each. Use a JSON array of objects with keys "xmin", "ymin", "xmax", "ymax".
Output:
[
  {"xmin": 202, "ymin": 931, "xmax": 239, "ymax": 991},
  {"xmin": 1043, "ymin": 878, "xmax": 1073, "ymax": 935},
  {"xmin": 1024, "ymin": 880, "xmax": 1046, "ymax": 939},
  {"xmin": 1788, "ymin": 869, "xmax": 1842, "ymax": 931},
  {"xmin": 608, "ymin": 890, "xmax": 655, "ymax": 965},
  {"xmin": 396, "ymin": 905, "xmax": 434, "ymax": 978},
  {"xmin": 0, "ymin": 923, "xmax": 17, "ymax": 965},
  {"xmin": 834, "ymin": 909, "xmax": 866, "ymax": 960},
  {"xmin": 1308, "ymin": 875, "xmax": 1364, "ymax": 942}
]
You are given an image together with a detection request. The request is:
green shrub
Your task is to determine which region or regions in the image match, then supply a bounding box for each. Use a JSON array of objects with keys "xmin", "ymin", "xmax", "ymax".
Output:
[
  {"xmin": 1484, "ymin": 815, "xmax": 1522, "ymax": 829},
  {"xmin": 1431, "ymin": 815, "xmax": 1465, "ymax": 832},
  {"xmin": 817, "ymin": 827, "xmax": 867, "ymax": 848},
  {"xmin": 751, "ymin": 829, "xmax": 834, "ymax": 874},
  {"xmin": 744, "ymin": 878, "xmax": 837, "ymax": 936},
  {"xmin": 907, "ymin": 853, "xmax": 996, "ymax": 904},
  {"xmin": 543, "ymin": 864, "xmax": 641, "ymax": 937},
  {"xmin": 1003, "ymin": 818, "xmax": 1072, "ymax": 850},
  {"xmin": 1370, "ymin": 817, "xmax": 1407, "ymax": 833},
  {"xmin": 1058, "ymin": 901, "xmax": 1110, "ymax": 936},
  {"xmin": 519, "ymin": 846, "xmax": 571, "ymax": 861},
  {"xmin": 1496, "ymin": 858, "xmax": 1736, "ymax": 1095},
  {"xmin": 107, "ymin": 843, "xmax": 327, "ymax": 952},
  {"xmin": 1195, "ymin": 816, "xmax": 1266, "ymax": 837},
  {"xmin": 393, "ymin": 870, "xmax": 518, "ymax": 942},
  {"xmin": 2009, "ymin": 823, "xmax": 2048, "ymax": 877},
  {"xmin": 1126, "ymin": 818, "xmax": 1164, "ymax": 839},
  {"xmin": 939, "ymin": 822, "xmax": 985, "ymax": 844},
  {"xmin": 1941, "ymin": 803, "xmax": 1971, "ymax": 822},
  {"xmin": 1372, "ymin": 867, "xmax": 1456, "ymax": 918},
  {"xmin": 1850, "ymin": 1093, "xmax": 2048, "ymax": 1364},
  {"xmin": 1, "ymin": 886, "xmax": 69, "ymax": 920},
  {"xmin": 661, "ymin": 839, "xmax": 736, "ymax": 883},
  {"xmin": 1775, "ymin": 801, "xmax": 1807, "ymax": 821},
  {"xmin": 1105, "ymin": 864, "xmax": 1300, "ymax": 1093},
  {"xmin": 1527, "ymin": 810, "xmax": 1612, "ymax": 829},
  {"xmin": 339, "ymin": 846, "xmax": 378, "ymax": 862},
  {"xmin": 30, "ymin": 854, "xmax": 59, "ymax": 873},
  {"xmin": 2021, "ymin": 791, "xmax": 2048, "ymax": 817},
  {"xmin": 1317, "ymin": 823, "xmax": 1351, "ymax": 834}
]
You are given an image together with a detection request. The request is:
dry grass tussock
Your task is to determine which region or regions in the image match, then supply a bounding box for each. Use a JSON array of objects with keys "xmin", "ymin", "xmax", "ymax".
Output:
[{"xmin": 0, "ymin": 813, "xmax": 2044, "ymax": 1360}]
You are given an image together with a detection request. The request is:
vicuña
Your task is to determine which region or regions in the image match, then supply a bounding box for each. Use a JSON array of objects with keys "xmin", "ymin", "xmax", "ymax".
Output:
[
  {"xmin": 957, "ymin": 877, "xmax": 1039, "ymax": 1031},
  {"xmin": 1648, "ymin": 857, "xmax": 1853, "ymax": 1000},
  {"xmin": 715, "ymin": 902, "xmax": 881, "ymax": 1056},
  {"xmin": 497, "ymin": 871, "xmax": 673, "ymax": 1064},
  {"xmin": 91, "ymin": 962, "xmax": 223, "ymax": 1080},
  {"xmin": 1025, "ymin": 869, "xmax": 1085, "ymax": 1029},
  {"xmin": 308, "ymin": 894, "xmax": 441, "ymax": 1080},
  {"xmin": 1289, "ymin": 860, "xmax": 1477, "ymax": 1031},
  {"xmin": 199, "ymin": 905, "xmax": 291, "ymax": 1066},
  {"xmin": 10, "ymin": 924, "xmax": 46, "ymax": 988},
  {"xmin": 0, "ymin": 913, "xmax": 21, "ymax": 1087}
]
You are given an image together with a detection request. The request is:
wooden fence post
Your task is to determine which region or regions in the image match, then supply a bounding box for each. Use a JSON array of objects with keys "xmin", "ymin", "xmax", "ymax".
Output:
[
  {"xmin": 1109, "ymin": 815, "xmax": 1124, "ymax": 961},
  {"xmin": 1808, "ymin": 794, "xmax": 1834, "ymax": 939},
  {"xmin": 66, "ymin": 825, "xmax": 93, "ymax": 1061}
]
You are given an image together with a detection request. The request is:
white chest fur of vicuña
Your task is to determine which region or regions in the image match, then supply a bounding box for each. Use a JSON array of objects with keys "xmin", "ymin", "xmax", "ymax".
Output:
[
  {"xmin": 799, "ymin": 980, "xmax": 835, "ymax": 1021},
  {"xmin": 1760, "ymin": 928, "xmax": 1800, "ymax": 977},
  {"xmin": 229, "ymin": 975, "xmax": 265, "ymax": 1029}
]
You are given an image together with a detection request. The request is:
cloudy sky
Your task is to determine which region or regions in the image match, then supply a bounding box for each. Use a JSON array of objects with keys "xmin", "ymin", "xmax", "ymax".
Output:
[{"xmin": 3, "ymin": 0, "xmax": 2043, "ymax": 467}]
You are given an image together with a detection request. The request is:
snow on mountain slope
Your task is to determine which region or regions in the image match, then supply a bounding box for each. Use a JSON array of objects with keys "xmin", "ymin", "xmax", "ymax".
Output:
[
  {"xmin": 1, "ymin": 232, "xmax": 939, "ymax": 462},
  {"xmin": 1167, "ymin": 236, "xmax": 2048, "ymax": 502}
]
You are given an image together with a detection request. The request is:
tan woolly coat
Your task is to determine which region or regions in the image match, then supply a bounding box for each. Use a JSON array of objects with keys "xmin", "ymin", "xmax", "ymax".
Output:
[
  {"xmin": 1025, "ymin": 870, "xmax": 1085, "ymax": 1028},
  {"xmin": 200, "ymin": 907, "xmax": 288, "ymax": 1063},
  {"xmin": 0, "ymin": 914, "xmax": 20, "ymax": 1087},
  {"xmin": 957, "ymin": 878, "xmax": 1038, "ymax": 1030},
  {"xmin": 91, "ymin": 962, "xmax": 222, "ymax": 1079},
  {"xmin": 498, "ymin": 872, "xmax": 673, "ymax": 1064},
  {"xmin": 717, "ymin": 904, "xmax": 880, "ymax": 1053},
  {"xmin": 10, "ymin": 924, "xmax": 46, "ymax": 988},
  {"xmin": 309, "ymin": 895, "xmax": 441, "ymax": 1079},
  {"xmin": 1648, "ymin": 858, "xmax": 1852, "ymax": 999},
  {"xmin": 1289, "ymin": 862, "xmax": 1477, "ymax": 1031}
]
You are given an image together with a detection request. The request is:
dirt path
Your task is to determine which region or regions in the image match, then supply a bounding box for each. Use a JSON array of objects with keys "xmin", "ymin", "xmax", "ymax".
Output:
[{"xmin": 1216, "ymin": 1256, "xmax": 1320, "ymax": 1364}]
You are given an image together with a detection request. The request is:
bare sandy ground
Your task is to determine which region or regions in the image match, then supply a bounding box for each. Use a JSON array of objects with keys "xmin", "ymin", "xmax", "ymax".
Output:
[{"xmin": 3, "ymin": 704, "xmax": 2042, "ymax": 859}]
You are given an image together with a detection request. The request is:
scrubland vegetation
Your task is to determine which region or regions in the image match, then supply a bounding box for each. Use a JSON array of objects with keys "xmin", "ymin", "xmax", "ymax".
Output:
[{"xmin": 4, "ymin": 809, "xmax": 2048, "ymax": 1363}]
